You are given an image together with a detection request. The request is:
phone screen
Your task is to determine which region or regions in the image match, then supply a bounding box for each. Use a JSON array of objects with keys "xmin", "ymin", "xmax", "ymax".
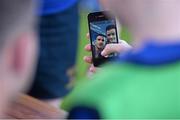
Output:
[{"xmin": 88, "ymin": 11, "xmax": 118, "ymax": 66}]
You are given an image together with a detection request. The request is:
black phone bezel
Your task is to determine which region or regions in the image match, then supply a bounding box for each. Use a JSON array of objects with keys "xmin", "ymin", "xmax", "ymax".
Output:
[{"xmin": 88, "ymin": 11, "xmax": 119, "ymax": 67}]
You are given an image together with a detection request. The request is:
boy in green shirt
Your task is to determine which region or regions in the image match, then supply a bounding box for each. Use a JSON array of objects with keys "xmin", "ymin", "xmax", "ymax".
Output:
[{"xmin": 62, "ymin": 0, "xmax": 180, "ymax": 119}]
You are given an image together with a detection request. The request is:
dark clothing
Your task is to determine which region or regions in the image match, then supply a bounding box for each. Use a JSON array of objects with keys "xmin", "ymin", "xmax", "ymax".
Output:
[
  {"xmin": 92, "ymin": 45, "xmax": 105, "ymax": 59},
  {"xmin": 39, "ymin": 0, "xmax": 78, "ymax": 15},
  {"xmin": 28, "ymin": 3, "xmax": 79, "ymax": 99}
]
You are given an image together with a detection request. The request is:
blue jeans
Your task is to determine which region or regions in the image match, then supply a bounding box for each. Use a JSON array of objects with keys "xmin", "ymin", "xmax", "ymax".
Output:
[{"xmin": 28, "ymin": 3, "xmax": 79, "ymax": 99}]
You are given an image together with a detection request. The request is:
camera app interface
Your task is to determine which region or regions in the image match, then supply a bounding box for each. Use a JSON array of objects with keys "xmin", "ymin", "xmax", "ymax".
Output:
[{"xmin": 90, "ymin": 20, "xmax": 118, "ymax": 59}]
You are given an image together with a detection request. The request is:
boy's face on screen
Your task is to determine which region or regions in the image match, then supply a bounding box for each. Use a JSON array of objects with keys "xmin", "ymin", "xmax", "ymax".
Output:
[{"xmin": 107, "ymin": 28, "xmax": 116, "ymax": 43}]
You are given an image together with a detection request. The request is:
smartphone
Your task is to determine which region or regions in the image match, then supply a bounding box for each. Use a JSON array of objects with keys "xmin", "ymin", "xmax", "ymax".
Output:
[{"xmin": 88, "ymin": 11, "xmax": 119, "ymax": 67}]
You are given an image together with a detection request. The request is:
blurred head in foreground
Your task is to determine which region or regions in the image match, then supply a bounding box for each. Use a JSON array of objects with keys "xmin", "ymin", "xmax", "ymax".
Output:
[
  {"xmin": 100, "ymin": 0, "xmax": 180, "ymax": 47},
  {"xmin": 0, "ymin": 0, "xmax": 37, "ymax": 116},
  {"xmin": 106, "ymin": 25, "xmax": 117, "ymax": 43}
]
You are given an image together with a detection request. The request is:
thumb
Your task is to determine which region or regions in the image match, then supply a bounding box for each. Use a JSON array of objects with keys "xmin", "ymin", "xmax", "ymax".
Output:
[{"xmin": 101, "ymin": 44, "xmax": 120, "ymax": 56}]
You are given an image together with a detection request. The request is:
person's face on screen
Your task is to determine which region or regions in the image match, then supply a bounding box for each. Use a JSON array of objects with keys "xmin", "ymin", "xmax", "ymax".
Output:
[
  {"xmin": 107, "ymin": 28, "xmax": 116, "ymax": 43},
  {"xmin": 95, "ymin": 35, "xmax": 105, "ymax": 49}
]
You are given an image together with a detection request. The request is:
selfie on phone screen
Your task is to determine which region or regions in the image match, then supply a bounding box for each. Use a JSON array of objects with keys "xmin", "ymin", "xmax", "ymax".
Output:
[{"xmin": 88, "ymin": 11, "xmax": 118, "ymax": 66}]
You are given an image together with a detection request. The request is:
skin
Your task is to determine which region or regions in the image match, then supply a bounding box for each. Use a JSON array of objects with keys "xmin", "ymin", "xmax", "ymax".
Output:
[
  {"xmin": 95, "ymin": 35, "xmax": 105, "ymax": 49},
  {"xmin": 106, "ymin": 28, "xmax": 117, "ymax": 43},
  {"xmin": 100, "ymin": 0, "xmax": 180, "ymax": 47},
  {"xmin": 0, "ymin": 31, "xmax": 37, "ymax": 116}
]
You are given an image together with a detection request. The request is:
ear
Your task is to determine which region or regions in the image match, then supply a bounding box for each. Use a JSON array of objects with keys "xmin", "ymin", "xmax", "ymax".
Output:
[
  {"xmin": 13, "ymin": 34, "xmax": 27, "ymax": 73},
  {"xmin": 0, "ymin": 32, "xmax": 37, "ymax": 113},
  {"xmin": 9, "ymin": 32, "xmax": 35, "ymax": 74}
]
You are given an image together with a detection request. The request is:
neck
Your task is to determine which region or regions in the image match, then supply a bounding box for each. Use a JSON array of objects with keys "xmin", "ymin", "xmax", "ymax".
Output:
[
  {"xmin": 96, "ymin": 46, "xmax": 103, "ymax": 50},
  {"xmin": 131, "ymin": 21, "xmax": 180, "ymax": 48}
]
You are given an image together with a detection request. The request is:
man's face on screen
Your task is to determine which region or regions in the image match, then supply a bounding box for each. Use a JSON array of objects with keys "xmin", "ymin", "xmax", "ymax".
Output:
[{"xmin": 95, "ymin": 35, "xmax": 105, "ymax": 49}]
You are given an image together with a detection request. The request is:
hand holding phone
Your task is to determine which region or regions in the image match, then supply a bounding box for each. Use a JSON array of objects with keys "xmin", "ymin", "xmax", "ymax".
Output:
[
  {"xmin": 88, "ymin": 11, "xmax": 119, "ymax": 67},
  {"xmin": 84, "ymin": 33, "xmax": 132, "ymax": 73}
]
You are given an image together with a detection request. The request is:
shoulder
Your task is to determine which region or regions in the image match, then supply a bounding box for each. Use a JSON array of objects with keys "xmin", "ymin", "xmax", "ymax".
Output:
[{"xmin": 61, "ymin": 62, "xmax": 133, "ymax": 108}]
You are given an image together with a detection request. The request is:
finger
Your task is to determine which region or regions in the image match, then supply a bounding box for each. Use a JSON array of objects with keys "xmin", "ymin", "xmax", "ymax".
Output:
[
  {"xmin": 101, "ymin": 44, "xmax": 120, "ymax": 56},
  {"xmin": 89, "ymin": 64, "xmax": 96, "ymax": 73},
  {"xmin": 83, "ymin": 56, "xmax": 92, "ymax": 64},
  {"xmin": 84, "ymin": 44, "xmax": 91, "ymax": 51},
  {"xmin": 86, "ymin": 33, "xmax": 90, "ymax": 39},
  {"xmin": 119, "ymin": 40, "xmax": 132, "ymax": 50}
]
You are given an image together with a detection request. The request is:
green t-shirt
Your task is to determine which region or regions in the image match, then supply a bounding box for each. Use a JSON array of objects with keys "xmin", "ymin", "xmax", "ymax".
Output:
[{"xmin": 62, "ymin": 62, "xmax": 180, "ymax": 119}]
